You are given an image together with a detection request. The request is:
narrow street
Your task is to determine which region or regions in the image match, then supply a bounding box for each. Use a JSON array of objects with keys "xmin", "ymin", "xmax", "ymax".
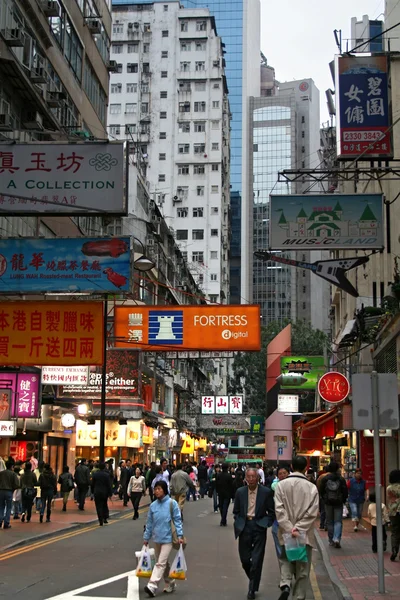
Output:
[{"xmin": 0, "ymin": 497, "xmax": 337, "ymax": 600}]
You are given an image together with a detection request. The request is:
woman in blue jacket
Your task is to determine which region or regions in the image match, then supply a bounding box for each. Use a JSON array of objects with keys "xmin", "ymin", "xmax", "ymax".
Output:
[
  {"xmin": 143, "ymin": 480, "xmax": 184, "ymax": 597},
  {"xmin": 348, "ymin": 468, "xmax": 366, "ymax": 531}
]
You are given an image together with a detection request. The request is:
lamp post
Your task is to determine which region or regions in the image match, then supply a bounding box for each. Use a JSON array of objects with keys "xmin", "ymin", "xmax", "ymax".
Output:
[{"xmin": 98, "ymin": 238, "xmax": 156, "ymax": 463}]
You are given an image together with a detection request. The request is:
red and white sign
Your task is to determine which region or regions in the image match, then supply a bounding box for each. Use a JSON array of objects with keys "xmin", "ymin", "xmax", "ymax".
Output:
[
  {"xmin": 216, "ymin": 396, "xmax": 229, "ymax": 415},
  {"xmin": 229, "ymin": 395, "xmax": 243, "ymax": 414},
  {"xmin": 318, "ymin": 371, "xmax": 350, "ymax": 404},
  {"xmin": 201, "ymin": 396, "xmax": 215, "ymax": 415}
]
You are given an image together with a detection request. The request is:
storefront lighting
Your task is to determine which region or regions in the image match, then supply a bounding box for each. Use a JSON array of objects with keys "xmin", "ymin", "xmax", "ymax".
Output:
[
  {"xmin": 77, "ymin": 403, "xmax": 89, "ymax": 416},
  {"xmin": 219, "ymin": 443, "xmax": 225, "ymax": 449},
  {"xmin": 22, "ymin": 420, "xmax": 27, "ymax": 435},
  {"xmin": 43, "ymin": 445, "xmax": 48, "ymax": 451},
  {"xmin": 71, "ymin": 447, "xmax": 76, "ymax": 452}
]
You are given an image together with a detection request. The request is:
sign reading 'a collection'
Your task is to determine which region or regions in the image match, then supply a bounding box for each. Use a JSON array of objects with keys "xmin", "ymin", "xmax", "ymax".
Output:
[{"xmin": 201, "ymin": 395, "xmax": 243, "ymax": 415}]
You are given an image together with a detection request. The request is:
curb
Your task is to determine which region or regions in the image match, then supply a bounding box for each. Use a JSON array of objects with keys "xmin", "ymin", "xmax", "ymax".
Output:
[{"xmin": 314, "ymin": 528, "xmax": 353, "ymax": 600}]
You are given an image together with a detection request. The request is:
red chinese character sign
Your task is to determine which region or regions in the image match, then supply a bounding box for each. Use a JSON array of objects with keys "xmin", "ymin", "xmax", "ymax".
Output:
[
  {"xmin": 201, "ymin": 396, "xmax": 215, "ymax": 415},
  {"xmin": 201, "ymin": 395, "xmax": 243, "ymax": 415},
  {"xmin": 0, "ymin": 302, "xmax": 103, "ymax": 366},
  {"xmin": 229, "ymin": 395, "xmax": 243, "ymax": 414},
  {"xmin": 318, "ymin": 372, "xmax": 350, "ymax": 404},
  {"xmin": 216, "ymin": 396, "xmax": 229, "ymax": 415}
]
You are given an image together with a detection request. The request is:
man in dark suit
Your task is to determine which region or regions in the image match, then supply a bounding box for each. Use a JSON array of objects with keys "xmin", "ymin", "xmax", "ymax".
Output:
[
  {"xmin": 216, "ymin": 462, "xmax": 234, "ymax": 526},
  {"xmin": 233, "ymin": 468, "xmax": 275, "ymax": 599}
]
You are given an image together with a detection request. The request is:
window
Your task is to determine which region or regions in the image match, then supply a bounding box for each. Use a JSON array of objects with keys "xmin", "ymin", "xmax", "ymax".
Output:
[
  {"xmin": 210, "ymin": 251, "xmax": 218, "ymax": 259},
  {"xmin": 51, "ymin": 11, "xmax": 83, "ymax": 82},
  {"xmin": 210, "ymin": 273, "xmax": 217, "ymax": 281},
  {"xmin": 111, "ymin": 83, "xmax": 122, "ymax": 93},
  {"xmin": 211, "ymin": 164, "xmax": 219, "ymax": 171},
  {"xmin": 211, "ymin": 228, "xmax": 219, "ymax": 237},
  {"xmin": 127, "ymin": 63, "xmax": 138, "ymax": 73},
  {"xmin": 113, "ymin": 24, "xmax": 123, "ymax": 34},
  {"xmin": 301, "ymin": 116, "xmax": 305, "ymax": 123},
  {"xmin": 144, "ymin": 23, "xmax": 151, "ymax": 32},
  {"xmin": 126, "ymin": 83, "xmax": 137, "ymax": 93},
  {"xmin": 112, "ymin": 43, "xmax": 123, "ymax": 54},
  {"xmin": 197, "ymin": 186, "xmax": 204, "ymax": 196},
  {"xmin": 177, "ymin": 230, "xmax": 188, "ymax": 240},
  {"xmin": 196, "ymin": 41, "xmax": 206, "ymax": 51},
  {"xmin": 180, "ymin": 21, "xmax": 188, "ymax": 32},
  {"xmin": 302, "ymin": 161, "xmax": 305, "ymax": 168},
  {"xmin": 181, "ymin": 251, "xmax": 188, "ymax": 261},
  {"xmin": 178, "ymin": 144, "xmax": 190, "ymax": 154},
  {"xmin": 198, "ymin": 274, "xmax": 204, "ymax": 284},
  {"xmin": 301, "ymin": 131, "xmax": 305, "ymax": 138},
  {"xmin": 116, "ymin": 63, "xmax": 122, "ymax": 73},
  {"xmin": 158, "ymin": 174, "xmax": 166, "ymax": 182},
  {"xmin": 159, "ymin": 153, "xmax": 166, "ymax": 160},
  {"xmin": 302, "ymin": 286, "xmax": 306, "ymax": 293},
  {"xmin": 196, "ymin": 20, "xmax": 207, "ymax": 31},
  {"xmin": 110, "ymin": 103, "xmax": 121, "ymax": 114},
  {"xmin": 211, "ymin": 206, "xmax": 219, "ymax": 214},
  {"xmin": 212, "ymin": 101, "xmax": 220, "ymax": 109},
  {"xmin": 180, "ymin": 62, "xmax": 191, "ymax": 72},
  {"xmin": 193, "ymin": 207, "xmax": 204, "ymax": 217},
  {"xmin": 179, "ymin": 122, "xmax": 190, "ymax": 133},
  {"xmin": 302, "ymin": 270, "xmax": 306, "ymax": 277},
  {"xmin": 213, "ymin": 83, "xmax": 220, "ymax": 89},
  {"xmin": 128, "ymin": 43, "xmax": 138, "ymax": 53},
  {"xmin": 302, "ymin": 302, "xmax": 306, "ymax": 310},
  {"xmin": 141, "ymin": 102, "xmax": 149, "ymax": 113},
  {"xmin": 179, "ymin": 102, "xmax": 190, "ymax": 112},
  {"xmin": 179, "ymin": 81, "xmax": 191, "ymax": 92},
  {"xmin": 181, "ymin": 42, "xmax": 191, "ymax": 51},
  {"xmin": 160, "ymin": 111, "xmax": 167, "ymax": 119},
  {"xmin": 125, "ymin": 103, "xmax": 136, "ymax": 114},
  {"xmin": 192, "ymin": 251, "xmax": 204, "ymax": 263},
  {"xmin": 159, "ymin": 132, "xmax": 166, "ymax": 139},
  {"xmin": 143, "ymin": 63, "xmax": 150, "ymax": 73},
  {"xmin": 302, "ymin": 146, "xmax": 305, "ymax": 153},
  {"xmin": 209, "ymin": 294, "xmax": 218, "ymax": 303},
  {"xmin": 178, "ymin": 164, "xmax": 190, "ymax": 175},
  {"xmin": 212, "ymin": 142, "xmax": 219, "ymax": 150},
  {"xmin": 194, "ymin": 165, "xmax": 205, "ymax": 174},
  {"xmin": 125, "ymin": 124, "xmax": 136, "ymax": 134},
  {"xmin": 162, "ymin": 30, "xmax": 169, "ymax": 38},
  {"xmin": 177, "ymin": 186, "xmax": 189, "ymax": 198},
  {"xmin": 194, "ymin": 143, "xmax": 205, "ymax": 154},
  {"xmin": 211, "ymin": 185, "xmax": 219, "ymax": 193},
  {"xmin": 161, "ymin": 71, "xmax": 168, "ymax": 78},
  {"xmin": 141, "ymin": 83, "xmax": 149, "ymax": 93},
  {"xmin": 164, "ymin": 4, "xmax": 169, "ymax": 10},
  {"xmin": 177, "ymin": 207, "xmax": 188, "ymax": 218},
  {"xmin": 212, "ymin": 120, "xmax": 219, "ymax": 129},
  {"xmin": 194, "ymin": 101, "xmax": 206, "ymax": 112},
  {"xmin": 160, "ymin": 91, "xmax": 168, "ymax": 98},
  {"xmin": 194, "ymin": 121, "xmax": 206, "ymax": 132},
  {"xmin": 195, "ymin": 61, "xmax": 205, "ymax": 71},
  {"xmin": 195, "ymin": 81, "xmax": 206, "ymax": 91},
  {"xmin": 192, "ymin": 229, "xmax": 204, "ymax": 240},
  {"xmin": 143, "ymin": 43, "xmax": 150, "ymax": 53},
  {"xmin": 109, "ymin": 124, "xmax": 120, "ymax": 136},
  {"xmin": 161, "ymin": 50, "xmax": 168, "ymax": 58}
]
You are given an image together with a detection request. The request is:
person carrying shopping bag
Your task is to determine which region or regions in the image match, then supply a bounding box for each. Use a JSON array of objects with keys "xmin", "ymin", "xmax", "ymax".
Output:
[{"xmin": 143, "ymin": 480, "xmax": 184, "ymax": 597}]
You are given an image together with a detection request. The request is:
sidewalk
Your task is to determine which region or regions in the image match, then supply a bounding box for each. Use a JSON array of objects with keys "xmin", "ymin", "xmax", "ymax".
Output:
[
  {"xmin": 0, "ymin": 495, "xmax": 139, "ymax": 553},
  {"xmin": 315, "ymin": 518, "xmax": 400, "ymax": 600}
]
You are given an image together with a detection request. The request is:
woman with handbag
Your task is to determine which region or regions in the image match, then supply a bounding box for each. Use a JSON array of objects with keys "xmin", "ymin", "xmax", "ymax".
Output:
[
  {"xmin": 143, "ymin": 480, "xmax": 184, "ymax": 597},
  {"xmin": 128, "ymin": 467, "xmax": 146, "ymax": 520},
  {"xmin": 20, "ymin": 462, "xmax": 38, "ymax": 523},
  {"xmin": 58, "ymin": 465, "xmax": 74, "ymax": 512}
]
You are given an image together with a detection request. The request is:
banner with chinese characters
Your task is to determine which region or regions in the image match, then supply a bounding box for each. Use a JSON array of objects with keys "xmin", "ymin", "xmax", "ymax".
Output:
[
  {"xmin": 0, "ymin": 238, "xmax": 131, "ymax": 293},
  {"xmin": 41, "ymin": 366, "xmax": 89, "ymax": 386},
  {"xmin": 201, "ymin": 395, "xmax": 243, "ymax": 415},
  {"xmin": 0, "ymin": 371, "xmax": 41, "ymax": 418},
  {"xmin": 0, "ymin": 302, "xmax": 103, "ymax": 365},
  {"xmin": 337, "ymin": 55, "xmax": 392, "ymax": 158},
  {"xmin": 0, "ymin": 143, "xmax": 126, "ymax": 214},
  {"xmin": 0, "ymin": 421, "xmax": 17, "ymax": 436},
  {"xmin": 280, "ymin": 356, "xmax": 325, "ymax": 390}
]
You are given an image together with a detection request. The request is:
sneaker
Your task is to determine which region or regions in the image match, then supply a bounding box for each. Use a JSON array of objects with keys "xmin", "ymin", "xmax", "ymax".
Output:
[
  {"xmin": 334, "ymin": 541, "xmax": 341, "ymax": 549},
  {"xmin": 144, "ymin": 585, "xmax": 156, "ymax": 598},
  {"xmin": 21, "ymin": 513, "xmax": 25, "ymax": 523},
  {"xmin": 278, "ymin": 585, "xmax": 290, "ymax": 600},
  {"xmin": 354, "ymin": 526, "xmax": 358, "ymax": 532},
  {"xmin": 163, "ymin": 582, "xmax": 176, "ymax": 594},
  {"xmin": 214, "ymin": 510, "xmax": 219, "ymax": 513},
  {"xmin": 329, "ymin": 540, "xmax": 334, "ymax": 546}
]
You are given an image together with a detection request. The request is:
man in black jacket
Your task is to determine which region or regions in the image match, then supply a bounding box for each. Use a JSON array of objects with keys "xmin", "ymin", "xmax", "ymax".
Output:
[
  {"xmin": 74, "ymin": 458, "xmax": 90, "ymax": 511},
  {"xmin": 233, "ymin": 468, "xmax": 275, "ymax": 599},
  {"xmin": 216, "ymin": 463, "xmax": 234, "ymax": 526},
  {"xmin": 319, "ymin": 461, "xmax": 348, "ymax": 548},
  {"xmin": 91, "ymin": 462, "xmax": 113, "ymax": 526},
  {"xmin": 197, "ymin": 460, "xmax": 209, "ymax": 498}
]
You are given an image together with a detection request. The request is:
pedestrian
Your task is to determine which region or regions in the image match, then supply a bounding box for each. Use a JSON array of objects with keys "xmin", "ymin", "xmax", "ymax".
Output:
[
  {"xmin": 257, "ymin": 462, "xmax": 265, "ymax": 485},
  {"xmin": 34, "ymin": 460, "xmax": 44, "ymax": 513},
  {"xmin": 20, "ymin": 461, "xmax": 38, "ymax": 523},
  {"xmin": 170, "ymin": 463, "xmax": 195, "ymax": 515},
  {"xmin": 234, "ymin": 465, "xmax": 245, "ymax": 499},
  {"xmin": 319, "ymin": 461, "xmax": 348, "ymax": 548},
  {"xmin": 197, "ymin": 460, "xmax": 209, "ymax": 498},
  {"xmin": 368, "ymin": 490, "xmax": 389, "ymax": 553},
  {"xmin": 348, "ymin": 468, "xmax": 366, "ymax": 531},
  {"xmin": 74, "ymin": 458, "xmax": 90, "ymax": 511},
  {"xmin": 146, "ymin": 461, "xmax": 157, "ymax": 502},
  {"xmin": 274, "ymin": 456, "xmax": 319, "ymax": 600},
  {"xmin": 316, "ymin": 467, "xmax": 328, "ymax": 530},
  {"xmin": 186, "ymin": 466, "xmax": 197, "ymax": 502},
  {"xmin": 128, "ymin": 467, "xmax": 146, "ymax": 520},
  {"xmin": 160, "ymin": 457, "xmax": 170, "ymax": 487},
  {"xmin": 120, "ymin": 460, "xmax": 131, "ymax": 506},
  {"xmin": 216, "ymin": 462, "xmax": 234, "ymax": 526},
  {"xmin": 271, "ymin": 465, "xmax": 290, "ymax": 558},
  {"xmin": 387, "ymin": 469, "xmax": 400, "ymax": 561},
  {"xmin": 233, "ymin": 467, "xmax": 275, "ymax": 599},
  {"xmin": 210, "ymin": 464, "xmax": 221, "ymax": 513},
  {"xmin": 0, "ymin": 460, "xmax": 19, "ymax": 529},
  {"xmin": 12, "ymin": 465, "xmax": 22, "ymax": 519},
  {"xmin": 143, "ymin": 480, "xmax": 184, "ymax": 597},
  {"xmin": 38, "ymin": 463, "xmax": 57, "ymax": 523},
  {"xmin": 58, "ymin": 465, "xmax": 74, "ymax": 512},
  {"xmin": 91, "ymin": 462, "xmax": 113, "ymax": 526}
]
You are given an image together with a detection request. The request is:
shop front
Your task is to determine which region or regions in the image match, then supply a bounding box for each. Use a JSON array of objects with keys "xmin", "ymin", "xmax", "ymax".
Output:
[
  {"xmin": 294, "ymin": 408, "xmax": 341, "ymax": 471},
  {"xmin": 75, "ymin": 418, "xmax": 142, "ymax": 466}
]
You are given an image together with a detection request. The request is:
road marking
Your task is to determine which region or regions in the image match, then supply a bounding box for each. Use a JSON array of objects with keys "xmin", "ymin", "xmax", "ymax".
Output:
[
  {"xmin": 43, "ymin": 569, "xmax": 139, "ymax": 600},
  {"xmin": 310, "ymin": 564, "xmax": 323, "ymax": 600}
]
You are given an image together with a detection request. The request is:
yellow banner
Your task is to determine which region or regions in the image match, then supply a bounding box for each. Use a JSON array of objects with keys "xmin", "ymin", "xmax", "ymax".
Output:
[{"xmin": 181, "ymin": 437, "xmax": 194, "ymax": 454}]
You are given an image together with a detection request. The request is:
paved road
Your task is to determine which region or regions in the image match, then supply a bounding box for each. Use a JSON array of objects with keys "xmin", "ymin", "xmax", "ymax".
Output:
[{"xmin": 0, "ymin": 498, "xmax": 337, "ymax": 600}]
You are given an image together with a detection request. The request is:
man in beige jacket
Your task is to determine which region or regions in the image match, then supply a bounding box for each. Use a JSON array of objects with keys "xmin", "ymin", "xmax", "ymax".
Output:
[{"xmin": 274, "ymin": 456, "xmax": 319, "ymax": 600}]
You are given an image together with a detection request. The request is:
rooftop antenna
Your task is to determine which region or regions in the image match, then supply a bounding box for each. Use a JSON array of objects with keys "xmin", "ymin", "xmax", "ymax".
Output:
[{"xmin": 334, "ymin": 29, "xmax": 342, "ymax": 53}]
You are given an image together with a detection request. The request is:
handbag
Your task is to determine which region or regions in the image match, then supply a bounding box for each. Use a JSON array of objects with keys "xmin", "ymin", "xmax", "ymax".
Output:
[
  {"xmin": 23, "ymin": 487, "xmax": 37, "ymax": 499},
  {"xmin": 170, "ymin": 500, "xmax": 186, "ymax": 550}
]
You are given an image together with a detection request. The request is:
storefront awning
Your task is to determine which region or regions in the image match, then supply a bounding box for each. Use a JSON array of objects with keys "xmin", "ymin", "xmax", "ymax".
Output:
[
  {"xmin": 299, "ymin": 408, "xmax": 338, "ymax": 453},
  {"xmin": 334, "ymin": 319, "xmax": 357, "ymax": 349}
]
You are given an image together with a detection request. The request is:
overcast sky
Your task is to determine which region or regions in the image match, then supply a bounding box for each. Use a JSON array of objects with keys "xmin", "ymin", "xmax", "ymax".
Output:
[{"xmin": 260, "ymin": 0, "xmax": 385, "ymax": 121}]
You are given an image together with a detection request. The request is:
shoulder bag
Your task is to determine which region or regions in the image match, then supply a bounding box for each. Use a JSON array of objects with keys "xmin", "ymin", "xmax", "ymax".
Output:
[{"xmin": 170, "ymin": 500, "xmax": 187, "ymax": 550}]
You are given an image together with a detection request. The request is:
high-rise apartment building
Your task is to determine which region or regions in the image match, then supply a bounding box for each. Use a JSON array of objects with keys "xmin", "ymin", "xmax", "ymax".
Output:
[{"xmin": 109, "ymin": 1, "xmax": 230, "ymax": 303}]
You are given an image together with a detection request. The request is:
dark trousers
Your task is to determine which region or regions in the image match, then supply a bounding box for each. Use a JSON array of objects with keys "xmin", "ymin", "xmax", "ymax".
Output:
[
  {"xmin": 199, "ymin": 479, "xmax": 208, "ymax": 498},
  {"xmin": 219, "ymin": 496, "xmax": 230, "ymax": 525},
  {"xmin": 372, "ymin": 525, "xmax": 387, "ymax": 552},
  {"xmin": 40, "ymin": 490, "xmax": 54, "ymax": 519},
  {"xmin": 148, "ymin": 487, "xmax": 154, "ymax": 502},
  {"xmin": 123, "ymin": 485, "xmax": 129, "ymax": 506},
  {"xmin": 238, "ymin": 520, "xmax": 267, "ymax": 593},
  {"xmin": 94, "ymin": 494, "xmax": 109, "ymax": 524},
  {"xmin": 390, "ymin": 514, "xmax": 400, "ymax": 554},
  {"xmin": 319, "ymin": 497, "xmax": 326, "ymax": 528},
  {"xmin": 78, "ymin": 485, "xmax": 89, "ymax": 510},
  {"xmin": 131, "ymin": 492, "xmax": 142, "ymax": 518},
  {"xmin": 21, "ymin": 492, "xmax": 34, "ymax": 521}
]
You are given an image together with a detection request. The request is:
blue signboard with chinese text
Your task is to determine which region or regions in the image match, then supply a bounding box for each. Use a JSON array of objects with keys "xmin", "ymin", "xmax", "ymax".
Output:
[
  {"xmin": 337, "ymin": 55, "xmax": 392, "ymax": 158},
  {"xmin": 0, "ymin": 237, "xmax": 131, "ymax": 293}
]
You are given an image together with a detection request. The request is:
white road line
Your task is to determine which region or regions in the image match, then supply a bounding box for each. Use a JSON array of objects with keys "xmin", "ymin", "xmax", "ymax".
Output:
[
  {"xmin": 44, "ymin": 570, "xmax": 137, "ymax": 600},
  {"xmin": 127, "ymin": 573, "xmax": 140, "ymax": 600}
]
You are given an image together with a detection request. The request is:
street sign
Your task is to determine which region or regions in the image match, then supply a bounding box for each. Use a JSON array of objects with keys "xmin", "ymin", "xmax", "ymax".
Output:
[
  {"xmin": 352, "ymin": 373, "xmax": 399, "ymax": 430},
  {"xmin": 318, "ymin": 372, "xmax": 350, "ymax": 404},
  {"xmin": 278, "ymin": 436, "xmax": 287, "ymax": 449},
  {"xmin": 278, "ymin": 447, "xmax": 283, "ymax": 456}
]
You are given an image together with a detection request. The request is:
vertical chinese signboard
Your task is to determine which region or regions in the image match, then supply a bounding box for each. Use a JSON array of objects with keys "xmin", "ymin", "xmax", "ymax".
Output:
[
  {"xmin": 201, "ymin": 395, "xmax": 243, "ymax": 415},
  {"xmin": 337, "ymin": 55, "xmax": 392, "ymax": 158},
  {"xmin": 0, "ymin": 371, "xmax": 41, "ymax": 418}
]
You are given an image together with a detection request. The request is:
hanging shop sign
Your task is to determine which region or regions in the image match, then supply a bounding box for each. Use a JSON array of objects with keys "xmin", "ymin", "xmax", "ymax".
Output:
[
  {"xmin": 142, "ymin": 425, "xmax": 154, "ymax": 445},
  {"xmin": 201, "ymin": 395, "xmax": 243, "ymax": 415},
  {"xmin": 198, "ymin": 414, "xmax": 251, "ymax": 431},
  {"xmin": 336, "ymin": 55, "xmax": 392, "ymax": 159},
  {"xmin": 0, "ymin": 371, "xmax": 41, "ymax": 418},
  {"xmin": 125, "ymin": 421, "xmax": 141, "ymax": 448},
  {"xmin": 0, "ymin": 142, "xmax": 126, "ymax": 215},
  {"xmin": 277, "ymin": 394, "xmax": 299, "ymax": 413},
  {"xmin": 41, "ymin": 366, "xmax": 89, "ymax": 386},
  {"xmin": 269, "ymin": 194, "xmax": 384, "ymax": 251},
  {"xmin": 318, "ymin": 371, "xmax": 350, "ymax": 404},
  {"xmin": 76, "ymin": 419, "xmax": 127, "ymax": 447},
  {"xmin": 0, "ymin": 421, "xmax": 17, "ymax": 436},
  {"xmin": 114, "ymin": 305, "xmax": 261, "ymax": 352},
  {"xmin": 0, "ymin": 237, "xmax": 131, "ymax": 294},
  {"xmin": 279, "ymin": 356, "xmax": 325, "ymax": 390}
]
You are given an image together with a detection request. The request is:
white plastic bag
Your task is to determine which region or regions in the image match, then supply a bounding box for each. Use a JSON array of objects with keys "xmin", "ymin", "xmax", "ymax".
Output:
[
  {"xmin": 169, "ymin": 546, "xmax": 187, "ymax": 580},
  {"xmin": 136, "ymin": 545, "xmax": 153, "ymax": 578}
]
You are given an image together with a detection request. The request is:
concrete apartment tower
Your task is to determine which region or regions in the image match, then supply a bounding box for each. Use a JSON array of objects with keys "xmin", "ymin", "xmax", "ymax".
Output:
[{"xmin": 109, "ymin": 1, "xmax": 230, "ymax": 304}]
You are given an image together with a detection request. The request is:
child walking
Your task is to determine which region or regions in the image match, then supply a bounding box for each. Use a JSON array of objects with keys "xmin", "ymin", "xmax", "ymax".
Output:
[{"xmin": 368, "ymin": 491, "xmax": 389, "ymax": 553}]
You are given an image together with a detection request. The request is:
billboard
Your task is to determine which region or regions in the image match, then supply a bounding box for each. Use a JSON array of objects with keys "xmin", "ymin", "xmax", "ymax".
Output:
[
  {"xmin": 114, "ymin": 305, "xmax": 261, "ymax": 352},
  {"xmin": 201, "ymin": 395, "xmax": 243, "ymax": 415},
  {"xmin": 0, "ymin": 371, "xmax": 41, "ymax": 418},
  {"xmin": 0, "ymin": 302, "xmax": 103, "ymax": 365},
  {"xmin": 269, "ymin": 194, "xmax": 383, "ymax": 250},
  {"xmin": 0, "ymin": 237, "xmax": 131, "ymax": 294},
  {"xmin": 337, "ymin": 55, "xmax": 392, "ymax": 159},
  {"xmin": 41, "ymin": 366, "xmax": 89, "ymax": 386},
  {"xmin": 279, "ymin": 356, "xmax": 325, "ymax": 390},
  {"xmin": 0, "ymin": 143, "xmax": 126, "ymax": 214}
]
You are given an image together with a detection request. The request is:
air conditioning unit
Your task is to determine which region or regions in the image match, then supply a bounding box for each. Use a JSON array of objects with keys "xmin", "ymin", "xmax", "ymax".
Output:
[
  {"xmin": 46, "ymin": 91, "xmax": 64, "ymax": 107},
  {"xmin": 134, "ymin": 22, "xmax": 140, "ymax": 28},
  {"xmin": 3, "ymin": 28, "xmax": 24, "ymax": 47},
  {"xmin": 0, "ymin": 113, "xmax": 13, "ymax": 132},
  {"xmin": 87, "ymin": 19, "xmax": 101, "ymax": 35},
  {"xmin": 106, "ymin": 60, "xmax": 118, "ymax": 73},
  {"xmin": 149, "ymin": 199, "xmax": 156, "ymax": 210},
  {"xmin": 213, "ymin": 60, "xmax": 220, "ymax": 67},
  {"xmin": 30, "ymin": 66, "xmax": 47, "ymax": 84},
  {"xmin": 41, "ymin": 1, "xmax": 60, "ymax": 17},
  {"xmin": 23, "ymin": 111, "xmax": 44, "ymax": 130}
]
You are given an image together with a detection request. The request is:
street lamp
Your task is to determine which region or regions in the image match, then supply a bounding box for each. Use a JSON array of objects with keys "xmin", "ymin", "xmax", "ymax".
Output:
[{"xmin": 133, "ymin": 238, "xmax": 156, "ymax": 272}]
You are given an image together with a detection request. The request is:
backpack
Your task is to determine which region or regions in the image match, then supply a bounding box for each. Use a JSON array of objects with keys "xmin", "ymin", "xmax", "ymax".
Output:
[{"xmin": 325, "ymin": 478, "xmax": 342, "ymax": 505}]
